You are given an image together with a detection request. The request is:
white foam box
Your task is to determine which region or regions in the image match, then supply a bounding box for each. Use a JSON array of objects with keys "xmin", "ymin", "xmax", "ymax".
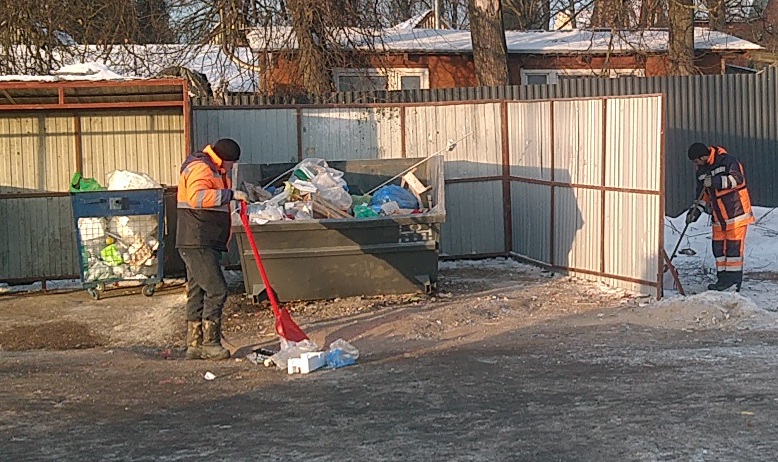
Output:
[{"xmin": 288, "ymin": 351, "xmax": 327, "ymax": 375}]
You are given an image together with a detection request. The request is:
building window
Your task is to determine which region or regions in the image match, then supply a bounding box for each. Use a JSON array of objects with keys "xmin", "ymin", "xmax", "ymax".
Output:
[
  {"xmin": 334, "ymin": 68, "xmax": 430, "ymax": 91},
  {"xmin": 520, "ymin": 68, "xmax": 645, "ymax": 85}
]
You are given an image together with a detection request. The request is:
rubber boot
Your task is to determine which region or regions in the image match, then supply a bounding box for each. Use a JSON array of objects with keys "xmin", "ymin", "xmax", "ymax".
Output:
[
  {"xmin": 733, "ymin": 271, "xmax": 743, "ymax": 292},
  {"xmin": 185, "ymin": 321, "xmax": 203, "ymax": 360},
  {"xmin": 201, "ymin": 319, "xmax": 230, "ymax": 360},
  {"xmin": 708, "ymin": 272, "xmax": 736, "ymax": 292}
]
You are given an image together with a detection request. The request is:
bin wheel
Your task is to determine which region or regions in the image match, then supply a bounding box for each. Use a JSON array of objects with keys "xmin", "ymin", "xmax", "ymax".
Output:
[
  {"xmin": 142, "ymin": 285, "xmax": 155, "ymax": 297},
  {"xmin": 95, "ymin": 283, "xmax": 106, "ymax": 292},
  {"xmin": 87, "ymin": 288, "xmax": 100, "ymax": 300}
]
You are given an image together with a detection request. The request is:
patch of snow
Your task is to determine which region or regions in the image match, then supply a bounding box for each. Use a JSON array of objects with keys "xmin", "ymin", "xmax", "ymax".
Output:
[
  {"xmin": 666, "ymin": 206, "xmax": 778, "ymax": 275},
  {"xmin": 641, "ymin": 291, "xmax": 778, "ymax": 330},
  {"xmin": 1, "ymin": 45, "xmax": 258, "ymax": 93},
  {"xmin": 664, "ymin": 206, "xmax": 778, "ymax": 311},
  {"xmin": 53, "ymin": 62, "xmax": 126, "ymax": 80}
]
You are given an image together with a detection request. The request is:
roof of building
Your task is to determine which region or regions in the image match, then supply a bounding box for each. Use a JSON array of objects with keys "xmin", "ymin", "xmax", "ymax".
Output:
[
  {"xmin": 0, "ymin": 45, "xmax": 258, "ymax": 93},
  {"xmin": 247, "ymin": 26, "xmax": 761, "ymax": 54}
]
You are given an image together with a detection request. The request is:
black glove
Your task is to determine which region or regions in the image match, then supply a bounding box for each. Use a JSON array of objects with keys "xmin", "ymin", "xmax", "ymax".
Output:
[{"xmin": 686, "ymin": 205, "xmax": 702, "ymax": 224}]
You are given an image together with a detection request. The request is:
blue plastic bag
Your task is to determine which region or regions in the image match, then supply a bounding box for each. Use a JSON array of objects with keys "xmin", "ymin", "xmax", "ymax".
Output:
[
  {"xmin": 326, "ymin": 349, "xmax": 356, "ymax": 369},
  {"xmin": 370, "ymin": 185, "xmax": 418, "ymax": 210}
]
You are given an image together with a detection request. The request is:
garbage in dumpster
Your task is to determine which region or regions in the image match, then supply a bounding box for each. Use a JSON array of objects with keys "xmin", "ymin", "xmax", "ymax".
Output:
[
  {"xmin": 351, "ymin": 194, "xmax": 372, "ymax": 207},
  {"xmin": 238, "ymin": 159, "xmax": 432, "ymax": 222},
  {"xmin": 354, "ymin": 204, "xmax": 379, "ymax": 218},
  {"xmin": 371, "ymin": 185, "xmax": 419, "ymax": 210},
  {"xmin": 246, "ymin": 202, "xmax": 286, "ymax": 225},
  {"xmin": 100, "ymin": 239, "xmax": 124, "ymax": 266},
  {"xmin": 106, "ymin": 170, "xmax": 161, "ymax": 191},
  {"xmin": 69, "ymin": 172, "xmax": 103, "ymax": 192}
]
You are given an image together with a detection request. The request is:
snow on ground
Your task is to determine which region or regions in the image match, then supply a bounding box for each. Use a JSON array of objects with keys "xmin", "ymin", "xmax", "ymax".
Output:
[
  {"xmin": 664, "ymin": 206, "xmax": 778, "ymax": 311},
  {"xmin": 665, "ymin": 206, "xmax": 778, "ymax": 274},
  {"xmin": 621, "ymin": 291, "xmax": 778, "ymax": 331}
]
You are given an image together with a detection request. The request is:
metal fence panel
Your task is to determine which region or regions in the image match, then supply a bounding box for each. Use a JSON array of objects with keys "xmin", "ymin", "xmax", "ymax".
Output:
[
  {"xmin": 300, "ymin": 108, "xmax": 402, "ymax": 160},
  {"xmin": 507, "ymin": 102, "xmax": 551, "ymax": 181},
  {"xmin": 605, "ymin": 97, "xmax": 662, "ymax": 192},
  {"xmin": 554, "ymin": 100, "xmax": 603, "ymax": 187},
  {"xmin": 509, "ymin": 95, "xmax": 662, "ymax": 296},
  {"xmin": 405, "ymin": 103, "xmax": 502, "ymax": 180},
  {"xmin": 604, "ymin": 191, "xmax": 661, "ymax": 294},
  {"xmin": 554, "ymin": 186, "xmax": 602, "ymax": 273},
  {"xmin": 441, "ymin": 181, "xmax": 504, "ymax": 257},
  {"xmin": 80, "ymin": 110, "xmax": 185, "ymax": 186},
  {"xmin": 511, "ymin": 181, "xmax": 550, "ymax": 263},
  {"xmin": 0, "ymin": 114, "xmax": 76, "ymax": 194},
  {"xmin": 192, "ymin": 108, "xmax": 298, "ymax": 164},
  {"xmin": 0, "ymin": 195, "xmax": 77, "ymax": 281}
]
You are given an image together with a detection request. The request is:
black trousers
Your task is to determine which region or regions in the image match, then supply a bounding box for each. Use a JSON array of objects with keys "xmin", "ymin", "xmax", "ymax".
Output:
[{"xmin": 179, "ymin": 248, "xmax": 227, "ymax": 322}]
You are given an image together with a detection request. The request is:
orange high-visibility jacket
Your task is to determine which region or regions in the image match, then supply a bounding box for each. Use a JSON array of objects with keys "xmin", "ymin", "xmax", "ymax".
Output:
[
  {"xmin": 175, "ymin": 145, "xmax": 234, "ymax": 251},
  {"xmin": 694, "ymin": 146, "xmax": 754, "ymax": 231}
]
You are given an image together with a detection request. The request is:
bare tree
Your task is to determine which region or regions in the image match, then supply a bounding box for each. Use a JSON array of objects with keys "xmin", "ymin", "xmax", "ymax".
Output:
[{"xmin": 136, "ymin": 0, "xmax": 175, "ymax": 43}]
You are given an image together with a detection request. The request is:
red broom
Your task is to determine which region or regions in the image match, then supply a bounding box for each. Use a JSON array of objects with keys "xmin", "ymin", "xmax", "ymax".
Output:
[{"xmin": 239, "ymin": 202, "xmax": 309, "ymax": 343}]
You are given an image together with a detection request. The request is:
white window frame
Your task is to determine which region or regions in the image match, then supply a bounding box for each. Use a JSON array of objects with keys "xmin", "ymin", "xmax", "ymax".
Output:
[
  {"xmin": 520, "ymin": 68, "xmax": 645, "ymax": 85},
  {"xmin": 333, "ymin": 68, "xmax": 430, "ymax": 91}
]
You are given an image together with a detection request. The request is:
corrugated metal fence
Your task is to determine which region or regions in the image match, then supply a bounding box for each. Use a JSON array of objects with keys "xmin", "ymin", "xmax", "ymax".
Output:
[
  {"xmin": 193, "ymin": 95, "xmax": 664, "ymax": 295},
  {"xmin": 195, "ymin": 68, "xmax": 778, "ymax": 215}
]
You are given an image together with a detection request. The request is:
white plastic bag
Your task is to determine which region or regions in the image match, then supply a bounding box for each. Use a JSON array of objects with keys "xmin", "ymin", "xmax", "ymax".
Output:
[
  {"xmin": 312, "ymin": 171, "xmax": 352, "ymax": 210},
  {"xmin": 293, "ymin": 159, "xmax": 352, "ymax": 210},
  {"xmin": 78, "ymin": 217, "xmax": 106, "ymax": 241},
  {"xmin": 246, "ymin": 203, "xmax": 285, "ymax": 225},
  {"xmin": 106, "ymin": 170, "xmax": 161, "ymax": 190},
  {"xmin": 270, "ymin": 339, "xmax": 320, "ymax": 369},
  {"xmin": 108, "ymin": 216, "xmax": 158, "ymax": 241}
]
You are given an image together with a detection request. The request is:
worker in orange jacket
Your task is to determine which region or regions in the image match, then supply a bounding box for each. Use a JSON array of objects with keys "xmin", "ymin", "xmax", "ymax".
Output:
[
  {"xmin": 176, "ymin": 139, "xmax": 248, "ymax": 360},
  {"xmin": 685, "ymin": 143, "xmax": 753, "ymax": 292}
]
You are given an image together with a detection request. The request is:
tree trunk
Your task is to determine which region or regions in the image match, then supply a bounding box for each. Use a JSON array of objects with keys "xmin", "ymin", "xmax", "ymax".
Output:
[
  {"xmin": 285, "ymin": 0, "xmax": 332, "ymax": 94},
  {"xmin": 468, "ymin": 0, "xmax": 509, "ymax": 86},
  {"xmin": 667, "ymin": 0, "xmax": 696, "ymax": 75}
]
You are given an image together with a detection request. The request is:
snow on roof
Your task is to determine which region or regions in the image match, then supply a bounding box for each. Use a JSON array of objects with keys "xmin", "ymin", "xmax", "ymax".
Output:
[
  {"xmin": 248, "ymin": 27, "xmax": 761, "ymax": 54},
  {"xmin": 0, "ymin": 45, "xmax": 258, "ymax": 92},
  {"xmin": 0, "ymin": 62, "xmax": 131, "ymax": 82}
]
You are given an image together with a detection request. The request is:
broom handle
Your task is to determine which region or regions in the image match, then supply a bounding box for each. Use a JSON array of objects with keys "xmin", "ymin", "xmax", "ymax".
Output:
[
  {"xmin": 239, "ymin": 201, "xmax": 281, "ymax": 319},
  {"xmin": 670, "ymin": 188, "xmax": 706, "ymax": 262}
]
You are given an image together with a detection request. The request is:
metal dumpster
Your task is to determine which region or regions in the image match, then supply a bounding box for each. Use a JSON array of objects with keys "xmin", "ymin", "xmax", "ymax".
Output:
[{"xmin": 232, "ymin": 157, "xmax": 445, "ymax": 302}]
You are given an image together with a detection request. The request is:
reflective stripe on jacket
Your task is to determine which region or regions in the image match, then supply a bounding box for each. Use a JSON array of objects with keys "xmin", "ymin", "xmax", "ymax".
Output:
[
  {"xmin": 695, "ymin": 146, "xmax": 754, "ymax": 231},
  {"xmin": 175, "ymin": 145, "xmax": 233, "ymax": 251}
]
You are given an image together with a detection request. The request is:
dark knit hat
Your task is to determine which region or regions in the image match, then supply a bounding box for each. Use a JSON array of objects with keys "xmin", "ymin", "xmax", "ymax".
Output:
[
  {"xmin": 687, "ymin": 143, "xmax": 709, "ymax": 161},
  {"xmin": 212, "ymin": 138, "xmax": 241, "ymax": 161}
]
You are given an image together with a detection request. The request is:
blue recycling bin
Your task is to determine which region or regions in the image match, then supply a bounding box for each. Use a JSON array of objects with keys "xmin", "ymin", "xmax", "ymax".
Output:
[{"xmin": 71, "ymin": 188, "xmax": 165, "ymax": 300}]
